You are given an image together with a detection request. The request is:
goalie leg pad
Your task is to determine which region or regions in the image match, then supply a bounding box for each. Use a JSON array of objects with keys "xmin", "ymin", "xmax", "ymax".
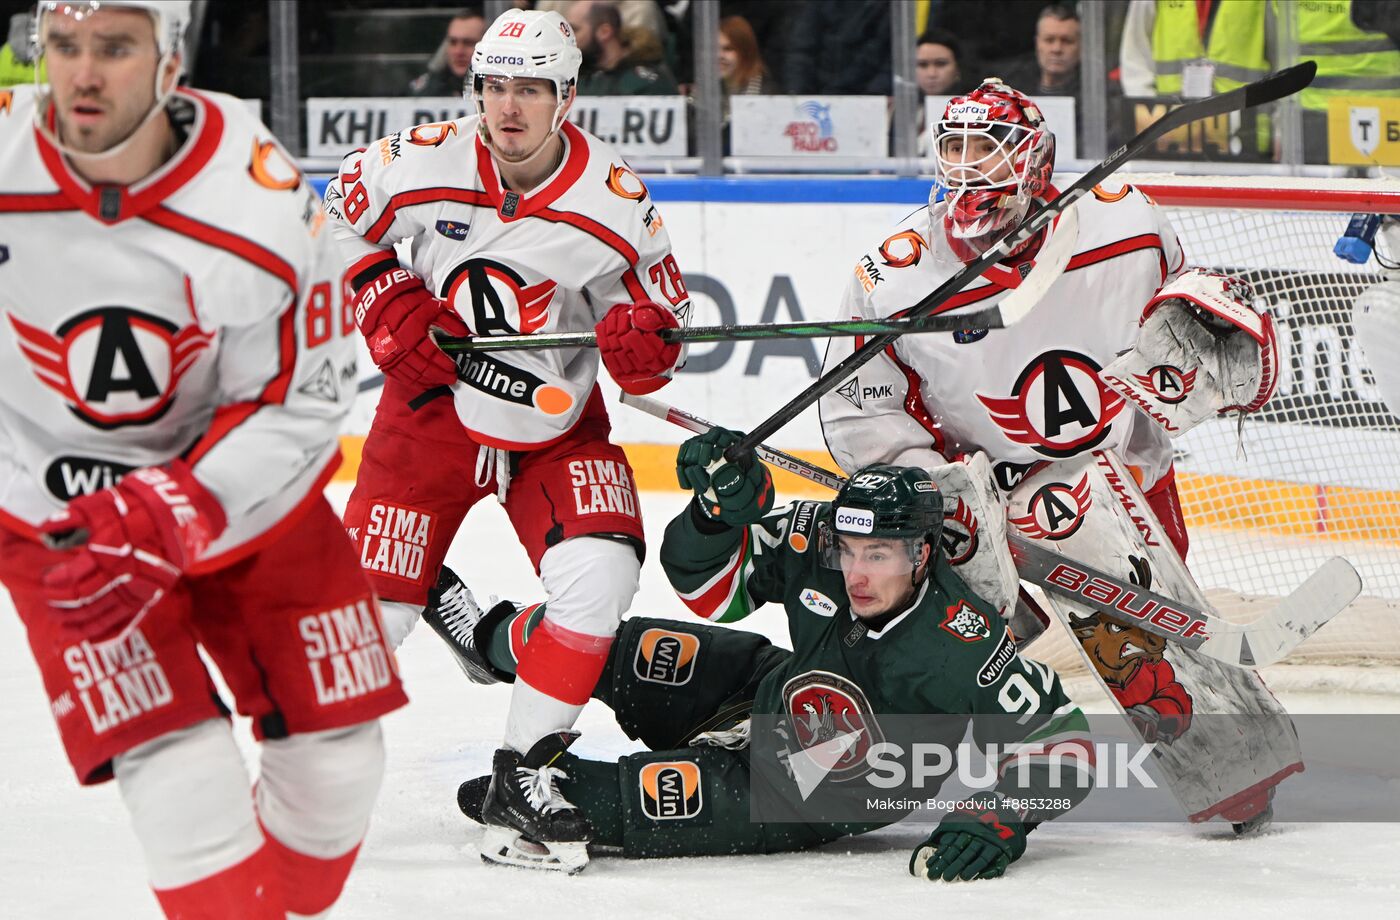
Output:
[{"xmin": 1008, "ymin": 451, "xmax": 1301, "ymax": 820}]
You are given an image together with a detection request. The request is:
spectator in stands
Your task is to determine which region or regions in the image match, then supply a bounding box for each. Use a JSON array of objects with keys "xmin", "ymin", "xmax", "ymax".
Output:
[
  {"xmin": 568, "ymin": 0, "xmax": 678, "ymax": 96},
  {"xmin": 1118, "ymin": 0, "xmax": 1400, "ymax": 161},
  {"xmin": 916, "ymin": 28, "xmax": 972, "ymax": 98},
  {"xmin": 719, "ymin": 15, "xmax": 779, "ymax": 98},
  {"xmin": 785, "ymin": 0, "xmax": 891, "ymax": 96},
  {"xmin": 1000, "ymin": 4, "xmax": 1080, "ymax": 98},
  {"xmin": 408, "ymin": 8, "xmax": 485, "ymax": 97},
  {"xmin": 913, "ymin": 29, "xmax": 975, "ymax": 156},
  {"xmin": 928, "ymin": 0, "xmax": 1037, "ymax": 71}
]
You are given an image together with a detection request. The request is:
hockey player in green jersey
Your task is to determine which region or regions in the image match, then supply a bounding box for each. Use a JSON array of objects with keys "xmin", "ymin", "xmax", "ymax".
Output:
[{"xmin": 444, "ymin": 429, "xmax": 1091, "ymax": 878}]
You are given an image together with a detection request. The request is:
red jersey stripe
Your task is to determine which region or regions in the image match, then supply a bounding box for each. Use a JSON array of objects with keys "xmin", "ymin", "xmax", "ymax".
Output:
[
  {"xmin": 364, "ymin": 187, "xmax": 492, "ymax": 244},
  {"xmin": 143, "ymin": 206, "xmax": 299, "ymax": 296}
]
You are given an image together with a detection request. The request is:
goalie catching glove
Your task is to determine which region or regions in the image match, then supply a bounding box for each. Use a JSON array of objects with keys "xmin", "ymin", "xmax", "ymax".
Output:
[
  {"xmin": 39, "ymin": 460, "xmax": 227, "ymax": 644},
  {"xmin": 1100, "ymin": 270, "xmax": 1278, "ymax": 437}
]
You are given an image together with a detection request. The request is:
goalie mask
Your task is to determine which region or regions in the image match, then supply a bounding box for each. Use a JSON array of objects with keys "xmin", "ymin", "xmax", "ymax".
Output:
[
  {"xmin": 819, "ymin": 465, "xmax": 943, "ymax": 580},
  {"xmin": 32, "ymin": 1, "xmax": 190, "ymax": 159},
  {"xmin": 933, "ymin": 79, "xmax": 1055, "ymax": 262},
  {"xmin": 471, "ymin": 8, "xmax": 581, "ymax": 161}
]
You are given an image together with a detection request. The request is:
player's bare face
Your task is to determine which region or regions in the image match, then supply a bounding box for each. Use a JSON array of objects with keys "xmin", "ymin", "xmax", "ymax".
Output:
[
  {"xmin": 940, "ymin": 134, "xmax": 1014, "ymax": 185},
  {"xmin": 482, "ymin": 76, "xmax": 562, "ymax": 163},
  {"xmin": 44, "ymin": 9, "xmax": 164, "ymax": 155},
  {"xmin": 838, "ymin": 536, "xmax": 927, "ymax": 619}
]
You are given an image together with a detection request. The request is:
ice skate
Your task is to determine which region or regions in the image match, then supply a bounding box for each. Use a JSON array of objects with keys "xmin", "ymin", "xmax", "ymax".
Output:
[
  {"xmin": 480, "ymin": 731, "xmax": 591, "ymax": 874},
  {"xmin": 421, "ymin": 566, "xmax": 500, "ymax": 685}
]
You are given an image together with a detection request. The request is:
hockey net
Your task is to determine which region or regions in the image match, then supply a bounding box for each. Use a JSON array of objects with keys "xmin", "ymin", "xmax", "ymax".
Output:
[{"xmin": 1025, "ymin": 174, "xmax": 1400, "ymax": 689}]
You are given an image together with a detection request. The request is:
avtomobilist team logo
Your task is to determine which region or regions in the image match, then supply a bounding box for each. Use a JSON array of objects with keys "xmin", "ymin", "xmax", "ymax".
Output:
[
  {"xmin": 1009, "ymin": 475, "xmax": 1093, "ymax": 541},
  {"xmin": 782, "ymin": 670, "xmax": 882, "ymax": 781},
  {"xmin": 941, "ymin": 497, "xmax": 981, "ymax": 565},
  {"xmin": 638, "ymin": 760, "xmax": 703, "ymax": 820},
  {"xmin": 9, "ymin": 307, "xmax": 213, "ymax": 429},
  {"xmin": 442, "ymin": 257, "xmax": 558, "ymax": 336},
  {"xmin": 1133, "ymin": 364, "xmax": 1196, "ymax": 404},
  {"xmin": 977, "ymin": 350, "xmax": 1125, "ymax": 458},
  {"xmin": 633, "ymin": 627, "xmax": 700, "ymax": 685}
]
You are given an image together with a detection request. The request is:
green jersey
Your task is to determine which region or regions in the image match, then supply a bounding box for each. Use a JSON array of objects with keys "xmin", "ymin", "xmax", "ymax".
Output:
[{"xmin": 660, "ymin": 497, "xmax": 1093, "ymax": 810}]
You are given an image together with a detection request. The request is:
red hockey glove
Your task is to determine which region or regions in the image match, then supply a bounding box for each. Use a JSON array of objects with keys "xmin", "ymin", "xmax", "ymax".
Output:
[
  {"xmin": 39, "ymin": 460, "xmax": 227, "ymax": 644},
  {"xmin": 595, "ymin": 301, "xmax": 681, "ymax": 395},
  {"xmin": 354, "ymin": 266, "xmax": 470, "ymax": 389}
]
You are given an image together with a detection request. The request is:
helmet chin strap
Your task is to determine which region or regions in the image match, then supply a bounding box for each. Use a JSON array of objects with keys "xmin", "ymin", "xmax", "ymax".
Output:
[
  {"xmin": 34, "ymin": 51, "xmax": 181, "ymax": 163},
  {"xmin": 475, "ymin": 84, "xmax": 572, "ymax": 176}
]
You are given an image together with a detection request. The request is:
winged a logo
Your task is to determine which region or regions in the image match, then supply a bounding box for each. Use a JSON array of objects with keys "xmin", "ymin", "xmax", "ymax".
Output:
[{"xmin": 9, "ymin": 307, "xmax": 213, "ymax": 429}]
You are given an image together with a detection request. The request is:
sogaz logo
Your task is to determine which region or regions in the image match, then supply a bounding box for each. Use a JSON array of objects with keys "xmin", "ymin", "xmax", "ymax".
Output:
[{"xmin": 834, "ymin": 508, "xmax": 874, "ymax": 534}]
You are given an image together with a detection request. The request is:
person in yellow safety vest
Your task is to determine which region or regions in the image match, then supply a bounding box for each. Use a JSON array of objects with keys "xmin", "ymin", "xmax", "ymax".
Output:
[
  {"xmin": 1, "ymin": 12, "xmax": 41, "ymax": 89},
  {"xmin": 1121, "ymin": 0, "xmax": 1400, "ymax": 108},
  {"xmin": 1119, "ymin": 0, "xmax": 1400, "ymax": 161}
]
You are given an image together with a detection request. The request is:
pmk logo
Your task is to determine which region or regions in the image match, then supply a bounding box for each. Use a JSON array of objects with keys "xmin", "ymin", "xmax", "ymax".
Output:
[
  {"xmin": 9, "ymin": 307, "xmax": 212, "ymax": 429},
  {"xmin": 1009, "ymin": 475, "xmax": 1092, "ymax": 541},
  {"xmin": 634, "ymin": 628, "xmax": 700, "ymax": 685},
  {"xmin": 1132, "ymin": 364, "xmax": 1196, "ymax": 404},
  {"xmin": 977, "ymin": 350, "xmax": 1125, "ymax": 458},
  {"xmin": 638, "ymin": 761, "xmax": 703, "ymax": 820}
]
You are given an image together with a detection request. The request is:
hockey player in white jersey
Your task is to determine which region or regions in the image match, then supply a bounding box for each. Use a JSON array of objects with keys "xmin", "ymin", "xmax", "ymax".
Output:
[
  {"xmin": 322, "ymin": 7, "xmax": 690, "ymax": 873},
  {"xmin": 0, "ymin": 2, "xmax": 407, "ymax": 917},
  {"xmin": 819, "ymin": 79, "xmax": 1292, "ymax": 827}
]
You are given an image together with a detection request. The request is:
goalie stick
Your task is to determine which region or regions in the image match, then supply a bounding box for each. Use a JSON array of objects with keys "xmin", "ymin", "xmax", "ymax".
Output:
[
  {"xmin": 434, "ymin": 201, "xmax": 1081, "ymax": 355},
  {"xmin": 725, "ymin": 61, "xmax": 1319, "ymax": 464},
  {"xmin": 620, "ymin": 390, "xmax": 1362, "ymax": 668}
]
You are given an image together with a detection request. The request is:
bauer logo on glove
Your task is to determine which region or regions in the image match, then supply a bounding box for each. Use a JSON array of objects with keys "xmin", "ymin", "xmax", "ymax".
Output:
[{"xmin": 1100, "ymin": 269, "xmax": 1279, "ymax": 436}]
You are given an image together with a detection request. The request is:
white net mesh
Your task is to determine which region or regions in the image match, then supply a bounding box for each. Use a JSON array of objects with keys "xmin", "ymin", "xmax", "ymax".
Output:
[{"xmin": 1028, "ymin": 174, "xmax": 1400, "ymax": 676}]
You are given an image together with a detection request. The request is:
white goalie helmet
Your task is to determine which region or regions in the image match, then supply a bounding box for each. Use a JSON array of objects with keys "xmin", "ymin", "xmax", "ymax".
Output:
[
  {"xmin": 33, "ymin": 1, "xmax": 191, "ymax": 158},
  {"xmin": 471, "ymin": 8, "xmax": 581, "ymax": 136}
]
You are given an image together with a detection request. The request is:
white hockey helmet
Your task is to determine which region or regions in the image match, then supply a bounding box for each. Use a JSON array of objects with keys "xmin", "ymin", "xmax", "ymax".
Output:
[
  {"xmin": 471, "ymin": 8, "xmax": 581, "ymax": 134},
  {"xmin": 35, "ymin": 1, "xmax": 190, "ymax": 57},
  {"xmin": 32, "ymin": 1, "xmax": 191, "ymax": 158}
]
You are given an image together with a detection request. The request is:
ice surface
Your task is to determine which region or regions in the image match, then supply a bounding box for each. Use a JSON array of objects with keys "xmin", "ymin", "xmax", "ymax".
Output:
[{"xmin": 3, "ymin": 487, "xmax": 1398, "ymax": 918}]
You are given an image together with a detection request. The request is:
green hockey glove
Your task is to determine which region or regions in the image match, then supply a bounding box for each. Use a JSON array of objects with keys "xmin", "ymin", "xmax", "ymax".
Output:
[
  {"xmin": 675, "ymin": 428, "xmax": 774, "ymax": 526},
  {"xmin": 909, "ymin": 797, "xmax": 1028, "ymax": 882}
]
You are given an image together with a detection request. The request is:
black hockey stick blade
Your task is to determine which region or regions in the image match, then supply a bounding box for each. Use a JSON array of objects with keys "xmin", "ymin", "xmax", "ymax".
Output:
[{"xmin": 725, "ymin": 61, "xmax": 1318, "ymax": 464}]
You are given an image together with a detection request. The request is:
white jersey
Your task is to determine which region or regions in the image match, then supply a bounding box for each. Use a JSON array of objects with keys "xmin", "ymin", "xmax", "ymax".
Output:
[
  {"xmin": 820, "ymin": 183, "xmax": 1186, "ymax": 493},
  {"xmin": 0, "ymin": 87, "xmax": 356, "ymax": 568},
  {"xmin": 323, "ymin": 116, "xmax": 690, "ymax": 450}
]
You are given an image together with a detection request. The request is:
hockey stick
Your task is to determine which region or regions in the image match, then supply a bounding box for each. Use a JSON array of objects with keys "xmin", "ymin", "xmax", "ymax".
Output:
[
  {"xmin": 621, "ymin": 389, "xmax": 1362, "ymax": 668},
  {"xmin": 724, "ymin": 61, "xmax": 1318, "ymax": 463},
  {"xmin": 434, "ymin": 203, "xmax": 1079, "ymax": 355}
]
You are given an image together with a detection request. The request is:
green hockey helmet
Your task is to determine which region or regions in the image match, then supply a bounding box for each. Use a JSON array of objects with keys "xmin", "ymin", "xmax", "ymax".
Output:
[{"xmin": 819, "ymin": 464, "xmax": 943, "ymax": 574}]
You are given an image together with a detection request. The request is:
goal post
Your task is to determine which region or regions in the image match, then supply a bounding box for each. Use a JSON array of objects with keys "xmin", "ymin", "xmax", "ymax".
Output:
[{"xmin": 1027, "ymin": 173, "xmax": 1400, "ymax": 675}]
